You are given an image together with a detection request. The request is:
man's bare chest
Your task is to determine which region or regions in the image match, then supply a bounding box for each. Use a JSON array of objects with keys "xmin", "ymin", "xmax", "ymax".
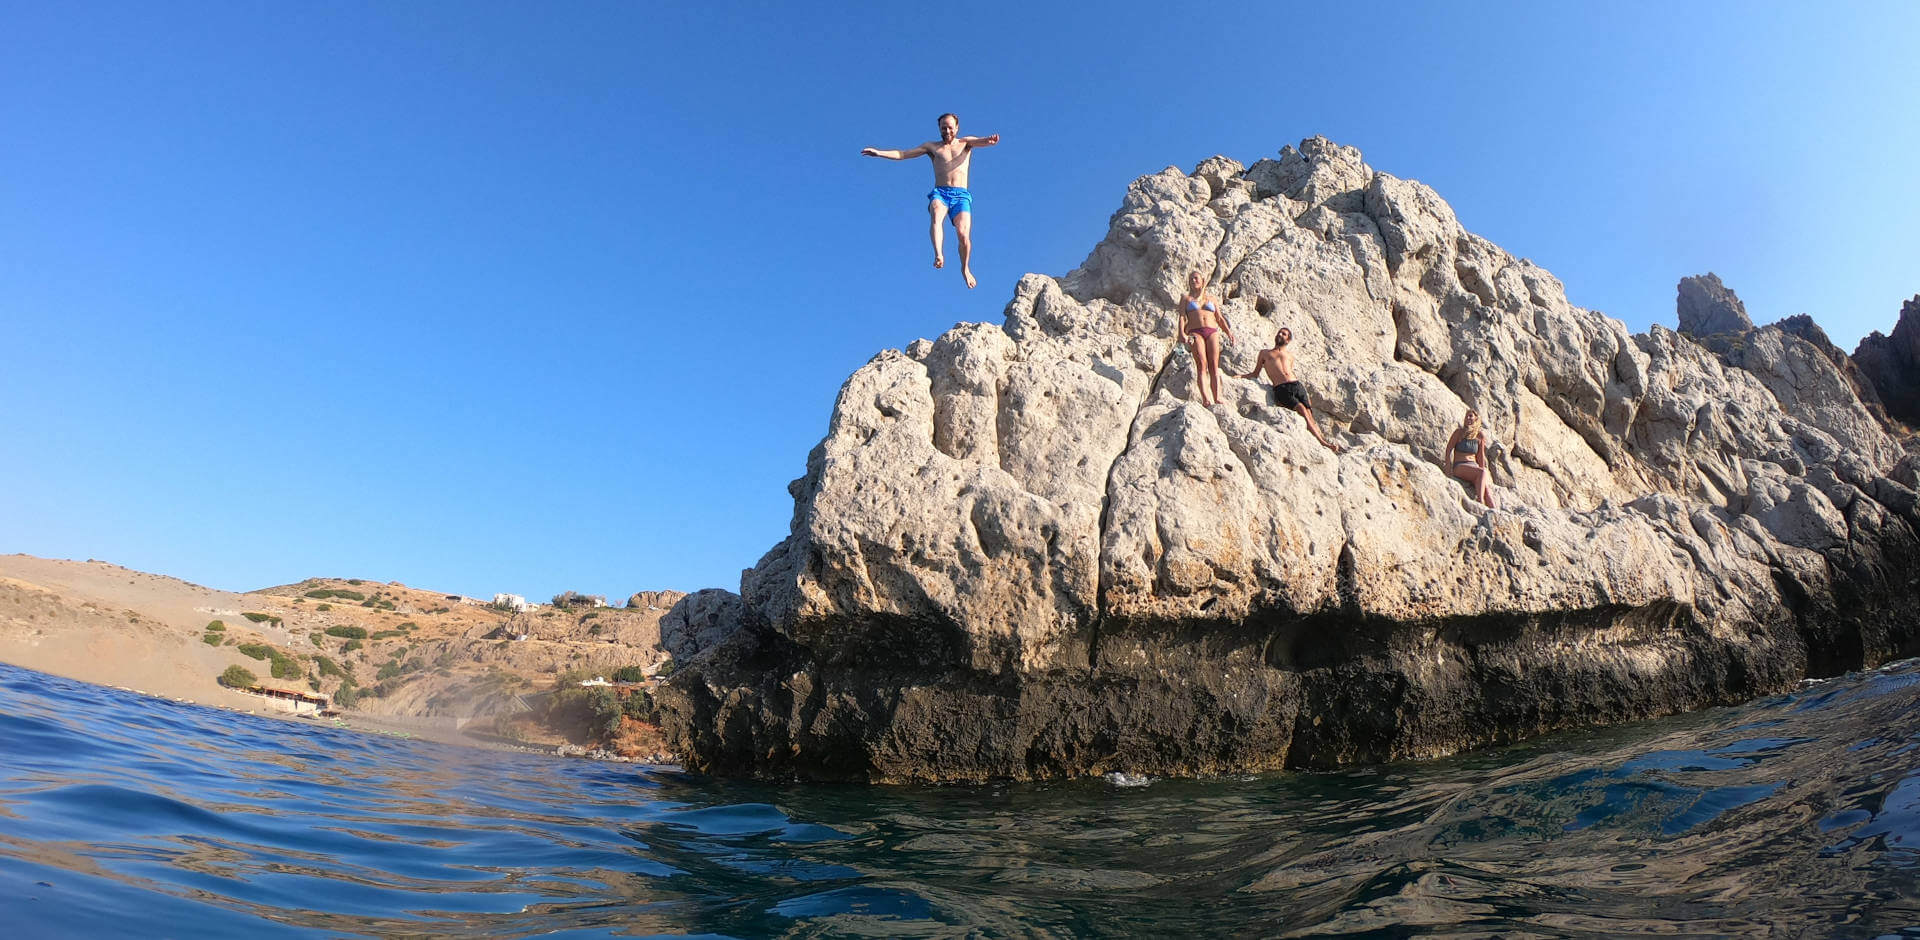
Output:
[{"xmin": 928, "ymin": 143, "xmax": 970, "ymax": 169}]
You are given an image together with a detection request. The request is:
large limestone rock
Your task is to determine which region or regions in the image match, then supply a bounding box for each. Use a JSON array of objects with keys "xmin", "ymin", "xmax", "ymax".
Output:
[
  {"xmin": 1775, "ymin": 313, "xmax": 1893, "ymax": 428},
  {"xmin": 657, "ymin": 137, "xmax": 1920, "ymax": 782}
]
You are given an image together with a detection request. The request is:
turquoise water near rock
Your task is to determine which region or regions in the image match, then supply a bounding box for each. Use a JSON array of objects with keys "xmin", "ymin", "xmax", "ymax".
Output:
[{"xmin": 5, "ymin": 660, "xmax": 1920, "ymax": 937}]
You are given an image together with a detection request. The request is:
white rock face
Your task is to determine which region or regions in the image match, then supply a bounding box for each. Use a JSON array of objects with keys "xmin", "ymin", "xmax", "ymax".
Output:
[
  {"xmin": 747, "ymin": 136, "xmax": 1903, "ymax": 644},
  {"xmin": 663, "ymin": 137, "xmax": 1920, "ymax": 782}
]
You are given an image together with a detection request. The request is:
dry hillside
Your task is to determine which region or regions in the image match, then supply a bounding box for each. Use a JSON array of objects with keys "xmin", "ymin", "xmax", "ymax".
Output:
[{"xmin": 0, "ymin": 555, "xmax": 677, "ymax": 751}]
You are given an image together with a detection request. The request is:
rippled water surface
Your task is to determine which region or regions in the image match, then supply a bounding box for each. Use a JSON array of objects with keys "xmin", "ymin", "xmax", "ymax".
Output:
[{"xmin": 7, "ymin": 662, "xmax": 1920, "ymax": 937}]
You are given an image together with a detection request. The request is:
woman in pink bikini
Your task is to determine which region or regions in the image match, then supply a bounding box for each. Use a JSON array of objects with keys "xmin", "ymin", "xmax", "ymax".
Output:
[{"xmin": 1179, "ymin": 270, "xmax": 1234, "ymax": 406}]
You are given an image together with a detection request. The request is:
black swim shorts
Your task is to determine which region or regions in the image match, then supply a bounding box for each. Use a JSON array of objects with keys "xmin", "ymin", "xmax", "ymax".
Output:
[{"xmin": 1270, "ymin": 381, "xmax": 1310, "ymax": 410}]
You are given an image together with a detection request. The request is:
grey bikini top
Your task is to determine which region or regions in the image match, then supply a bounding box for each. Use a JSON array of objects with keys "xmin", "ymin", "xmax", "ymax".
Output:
[{"xmin": 1455, "ymin": 438, "xmax": 1481, "ymax": 455}]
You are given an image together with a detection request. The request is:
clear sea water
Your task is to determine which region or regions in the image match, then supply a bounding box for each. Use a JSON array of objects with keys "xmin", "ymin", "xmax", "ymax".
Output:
[{"xmin": 5, "ymin": 661, "xmax": 1920, "ymax": 938}]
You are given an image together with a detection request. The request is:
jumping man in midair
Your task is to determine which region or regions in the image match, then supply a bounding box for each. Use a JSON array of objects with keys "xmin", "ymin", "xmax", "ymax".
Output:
[{"xmin": 862, "ymin": 113, "xmax": 1000, "ymax": 289}]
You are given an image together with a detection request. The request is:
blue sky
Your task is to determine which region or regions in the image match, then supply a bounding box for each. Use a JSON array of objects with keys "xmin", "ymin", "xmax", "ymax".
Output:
[{"xmin": 4, "ymin": 1, "xmax": 1916, "ymax": 600}]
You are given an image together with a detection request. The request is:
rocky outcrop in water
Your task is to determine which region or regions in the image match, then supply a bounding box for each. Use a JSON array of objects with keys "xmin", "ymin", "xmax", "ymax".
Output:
[{"xmin": 656, "ymin": 137, "xmax": 1920, "ymax": 782}]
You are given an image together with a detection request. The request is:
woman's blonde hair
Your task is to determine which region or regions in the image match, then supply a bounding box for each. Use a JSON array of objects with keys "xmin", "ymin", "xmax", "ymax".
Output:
[{"xmin": 1463, "ymin": 410, "xmax": 1482, "ymax": 437}]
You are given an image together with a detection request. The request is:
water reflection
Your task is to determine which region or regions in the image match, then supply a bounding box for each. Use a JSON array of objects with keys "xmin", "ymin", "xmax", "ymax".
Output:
[{"xmin": 5, "ymin": 661, "xmax": 1920, "ymax": 936}]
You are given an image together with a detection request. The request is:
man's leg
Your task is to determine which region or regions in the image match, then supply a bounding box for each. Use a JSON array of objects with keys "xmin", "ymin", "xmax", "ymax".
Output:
[
  {"xmin": 928, "ymin": 199, "xmax": 949, "ymax": 268},
  {"xmin": 954, "ymin": 211, "xmax": 976, "ymax": 288},
  {"xmin": 1295, "ymin": 404, "xmax": 1342, "ymax": 453}
]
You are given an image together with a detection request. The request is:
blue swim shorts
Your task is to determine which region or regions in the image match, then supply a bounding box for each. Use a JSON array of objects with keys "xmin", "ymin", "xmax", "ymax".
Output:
[{"xmin": 928, "ymin": 186, "xmax": 972, "ymax": 218}]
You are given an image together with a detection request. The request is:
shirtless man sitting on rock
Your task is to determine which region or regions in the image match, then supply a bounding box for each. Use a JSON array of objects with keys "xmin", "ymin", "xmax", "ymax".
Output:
[
  {"xmin": 862, "ymin": 113, "xmax": 1000, "ymax": 289},
  {"xmin": 1239, "ymin": 327, "xmax": 1343, "ymax": 453}
]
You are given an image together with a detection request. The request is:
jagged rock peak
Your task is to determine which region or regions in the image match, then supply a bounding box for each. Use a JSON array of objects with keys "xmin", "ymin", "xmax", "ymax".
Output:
[
  {"xmin": 1854, "ymin": 294, "xmax": 1920, "ymax": 429},
  {"xmin": 1677, "ymin": 272, "xmax": 1754, "ymax": 336},
  {"xmin": 1771, "ymin": 313, "xmax": 1895, "ymax": 429}
]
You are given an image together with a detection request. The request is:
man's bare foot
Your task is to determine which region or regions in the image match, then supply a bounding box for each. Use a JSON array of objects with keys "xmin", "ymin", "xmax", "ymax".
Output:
[
  {"xmin": 964, "ymin": 267, "xmax": 977, "ymax": 289},
  {"xmin": 934, "ymin": 255, "xmax": 944, "ymax": 269},
  {"xmin": 1322, "ymin": 439, "xmax": 1344, "ymax": 454}
]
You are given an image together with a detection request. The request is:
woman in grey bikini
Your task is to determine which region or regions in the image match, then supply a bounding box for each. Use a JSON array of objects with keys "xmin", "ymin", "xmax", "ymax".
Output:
[
  {"xmin": 1179, "ymin": 270, "xmax": 1234, "ymax": 406},
  {"xmin": 1445, "ymin": 409, "xmax": 1497, "ymax": 507}
]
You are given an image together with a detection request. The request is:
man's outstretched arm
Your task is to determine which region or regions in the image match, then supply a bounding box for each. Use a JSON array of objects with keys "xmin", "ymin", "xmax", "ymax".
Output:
[
  {"xmin": 961, "ymin": 134, "xmax": 1001, "ymax": 148},
  {"xmin": 861, "ymin": 142, "xmax": 933, "ymax": 160}
]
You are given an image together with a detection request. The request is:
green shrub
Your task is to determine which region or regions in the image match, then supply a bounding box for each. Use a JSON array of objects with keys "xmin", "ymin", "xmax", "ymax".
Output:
[
  {"xmin": 236, "ymin": 643, "xmax": 272, "ymax": 661},
  {"xmin": 307, "ymin": 678, "xmax": 321, "ymax": 691},
  {"xmin": 587, "ymin": 624, "xmax": 604, "ymax": 636},
  {"xmin": 269, "ymin": 652, "xmax": 301, "ymax": 679},
  {"xmin": 545, "ymin": 686, "xmax": 623, "ymax": 740},
  {"xmin": 371, "ymin": 630, "xmax": 404, "ymax": 640},
  {"xmin": 654, "ymin": 659, "xmax": 678, "ymax": 677},
  {"xmin": 376, "ymin": 661, "xmax": 402, "ymax": 680},
  {"xmin": 241, "ymin": 612, "xmax": 281, "ymax": 625},
  {"xmin": 334, "ymin": 685, "xmax": 359, "ymax": 707},
  {"xmin": 342, "ymin": 639, "xmax": 362, "ymax": 652},
  {"xmin": 397, "ymin": 622, "xmax": 418, "ymax": 631},
  {"xmin": 316, "ymin": 604, "xmax": 332, "ymax": 611},
  {"xmin": 612, "ymin": 665, "xmax": 646, "ymax": 683},
  {"xmin": 347, "ymin": 579, "xmax": 363, "ymax": 585},
  {"xmin": 219, "ymin": 665, "xmax": 256, "ymax": 688},
  {"xmin": 621, "ymin": 690, "xmax": 657, "ymax": 723},
  {"xmin": 305, "ymin": 588, "xmax": 367, "ymax": 601},
  {"xmin": 314, "ymin": 656, "xmax": 344, "ymax": 678},
  {"xmin": 309, "ymin": 632, "xmax": 324, "ymax": 646},
  {"xmin": 580, "ymin": 610, "xmax": 601, "ymax": 622},
  {"xmin": 202, "ymin": 634, "xmax": 222, "ymax": 646},
  {"xmin": 325, "ymin": 626, "xmax": 368, "ymax": 639},
  {"xmin": 590, "ymin": 688, "xmax": 622, "ymax": 738},
  {"xmin": 205, "ymin": 620, "xmax": 226, "ymax": 632}
]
